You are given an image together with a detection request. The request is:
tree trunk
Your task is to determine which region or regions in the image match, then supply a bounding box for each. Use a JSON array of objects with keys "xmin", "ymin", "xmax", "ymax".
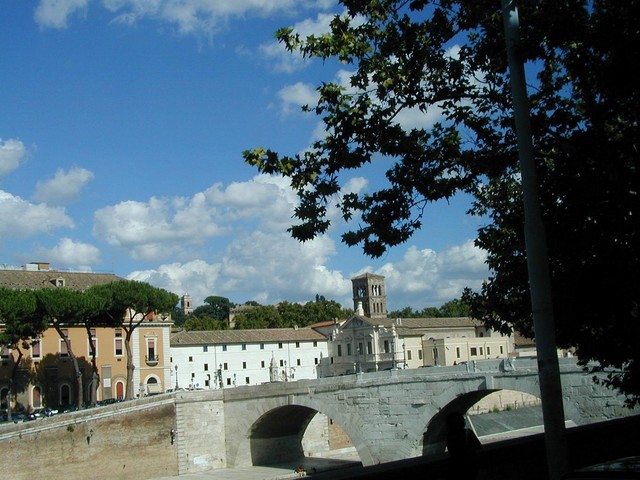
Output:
[
  {"xmin": 52, "ymin": 322, "xmax": 83, "ymax": 409},
  {"xmin": 85, "ymin": 325, "xmax": 100, "ymax": 406},
  {"xmin": 6, "ymin": 348, "xmax": 23, "ymax": 422},
  {"xmin": 124, "ymin": 328, "xmax": 135, "ymax": 400}
]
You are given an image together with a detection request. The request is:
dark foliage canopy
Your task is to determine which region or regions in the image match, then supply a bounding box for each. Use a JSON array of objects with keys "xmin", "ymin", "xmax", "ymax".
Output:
[{"xmin": 245, "ymin": 1, "xmax": 640, "ymax": 402}]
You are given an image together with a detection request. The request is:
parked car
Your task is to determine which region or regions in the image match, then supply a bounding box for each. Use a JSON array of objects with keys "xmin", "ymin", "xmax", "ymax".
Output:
[
  {"xmin": 562, "ymin": 457, "xmax": 640, "ymax": 479},
  {"xmin": 33, "ymin": 407, "xmax": 57, "ymax": 418}
]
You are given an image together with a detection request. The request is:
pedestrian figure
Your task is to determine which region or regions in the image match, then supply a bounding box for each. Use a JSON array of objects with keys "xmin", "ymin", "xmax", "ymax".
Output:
[{"xmin": 445, "ymin": 411, "xmax": 482, "ymax": 479}]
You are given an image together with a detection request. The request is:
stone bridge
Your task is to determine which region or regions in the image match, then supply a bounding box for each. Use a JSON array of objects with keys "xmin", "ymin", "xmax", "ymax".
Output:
[
  {"xmin": 175, "ymin": 357, "xmax": 631, "ymax": 475},
  {"xmin": 1, "ymin": 357, "xmax": 634, "ymax": 480}
]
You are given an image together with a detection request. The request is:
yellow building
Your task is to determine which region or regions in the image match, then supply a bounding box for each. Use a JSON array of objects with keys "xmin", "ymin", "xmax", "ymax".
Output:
[{"xmin": 0, "ymin": 263, "xmax": 173, "ymax": 413}]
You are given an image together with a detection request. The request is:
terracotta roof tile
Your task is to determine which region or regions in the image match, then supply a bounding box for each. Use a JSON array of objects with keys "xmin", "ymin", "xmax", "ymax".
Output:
[
  {"xmin": 171, "ymin": 327, "xmax": 327, "ymax": 346},
  {"xmin": 0, "ymin": 268, "xmax": 123, "ymax": 291},
  {"xmin": 374, "ymin": 317, "xmax": 482, "ymax": 329}
]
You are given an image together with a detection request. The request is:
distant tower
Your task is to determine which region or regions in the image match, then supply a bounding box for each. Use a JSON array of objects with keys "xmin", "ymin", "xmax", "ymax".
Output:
[
  {"xmin": 351, "ymin": 273, "xmax": 387, "ymax": 318},
  {"xmin": 181, "ymin": 294, "xmax": 193, "ymax": 316}
]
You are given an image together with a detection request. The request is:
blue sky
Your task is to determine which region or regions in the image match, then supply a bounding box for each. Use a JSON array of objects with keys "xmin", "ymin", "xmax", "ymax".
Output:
[{"xmin": 0, "ymin": 0, "xmax": 489, "ymax": 311}]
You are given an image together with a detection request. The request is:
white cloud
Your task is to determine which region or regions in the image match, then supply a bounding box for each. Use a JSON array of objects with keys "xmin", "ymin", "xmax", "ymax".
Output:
[
  {"xmin": 128, "ymin": 259, "xmax": 222, "ymax": 300},
  {"xmin": 34, "ymin": 0, "xmax": 89, "ymax": 29},
  {"xmin": 33, "ymin": 237, "xmax": 101, "ymax": 271},
  {"xmin": 129, "ymin": 238, "xmax": 487, "ymax": 310},
  {"xmin": 276, "ymin": 82, "xmax": 318, "ymax": 115},
  {"xmin": 34, "ymin": 0, "xmax": 336, "ymax": 33},
  {"xmin": 93, "ymin": 194, "xmax": 227, "ymax": 261},
  {"xmin": 374, "ymin": 240, "xmax": 488, "ymax": 309},
  {"xmin": 0, "ymin": 190, "xmax": 74, "ymax": 237},
  {"xmin": 0, "ymin": 138, "xmax": 26, "ymax": 177},
  {"xmin": 204, "ymin": 174, "xmax": 298, "ymax": 229},
  {"xmin": 101, "ymin": 0, "xmax": 334, "ymax": 36},
  {"xmin": 92, "ymin": 174, "xmax": 301, "ymax": 262},
  {"xmin": 33, "ymin": 166, "xmax": 95, "ymax": 205},
  {"xmin": 128, "ymin": 231, "xmax": 350, "ymax": 308}
]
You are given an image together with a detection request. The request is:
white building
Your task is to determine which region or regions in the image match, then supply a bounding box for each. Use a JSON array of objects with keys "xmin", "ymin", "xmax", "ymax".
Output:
[
  {"xmin": 169, "ymin": 327, "xmax": 329, "ymax": 389},
  {"xmin": 322, "ymin": 274, "xmax": 515, "ymax": 375}
]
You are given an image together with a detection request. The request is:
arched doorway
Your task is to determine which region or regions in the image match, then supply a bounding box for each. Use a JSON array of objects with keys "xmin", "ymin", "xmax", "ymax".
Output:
[
  {"xmin": 60, "ymin": 384, "xmax": 71, "ymax": 407},
  {"xmin": 32, "ymin": 386, "xmax": 42, "ymax": 408},
  {"xmin": 115, "ymin": 380, "xmax": 125, "ymax": 400},
  {"xmin": 1, "ymin": 387, "xmax": 9, "ymax": 410}
]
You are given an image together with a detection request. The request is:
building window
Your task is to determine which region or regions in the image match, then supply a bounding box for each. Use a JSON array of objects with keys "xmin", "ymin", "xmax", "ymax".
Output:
[
  {"xmin": 146, "ymin": 338, "xmax": 158, "ymax": 362},
  {"xmin": 418, "ymin": 349, "xmax": 423, "ymax": 360},
  {"xmin": 204, "ymin": 363, "xmax": 209, "ymax": 371},
  {"xmin": 260, "ymin": 343, "xmax": 265, "ymax": 350},
  {"xmin": 242, "ymin": 362, "xmax": 247, "ymax": 369},
  {"xmin": 31, "ymin": 339, "xmax": 42, "ymax": 359},
  {"xmin": 203, "ymin": 345, "xmax": 208, "ymax": 353},
  {"xmin": 367, "ymin": 341, "xmax": 372, "ymax": 354},
  {"xmin": 314, "ymin": 358, "xmax": 318, "ymax": 365},
  {"xmin": 189, "ymin": 356, "xmax": 193, "ymax": 362},
  {"xmin": 487, "ymin": 347, "xmax": 491, "ymax": 356},
  {"xmin": 337, "ymin": 345, "xmax": 342, "ymax": 357},
  {"xmin": 456, "ymin": 347, "xmax": 461, "ymax": 358},
  {"xmin": 407, "ymin": 350, "xmax": 412, "ymax": 361},
  {"xmin": 358, "ymin": 342, "xmax": 363, "ymax": 355},
  {"xmin": 279, "ymin": 359, "xmax": 284, "ymax": 367},
  {"xmin": 226, "ymin": 378, "xmax": 231, "ymax": 386},
  {"xmin": 296, "ymin": 342, "xmax": 300, "ymax": 348},
  {"xmin": 479, "ymin": 347, "xmax": 484, "ymax": 355},
  {"xmin": 347, "ymin": 343, "xmax": 352, "ymax": 355},
  {"xmin": 245, "ymin": 377, "xmax": 250, "ymax": 384},
  {"xmin": 500, "ymin": 346, "xmax": 504, "ymax": 354},
  {"xmin": 261, "ymin": 360, "xmax": 265, "ymax": 368},
  {"xmin": 470, "ymin": 347, "xmax": 478, "ymax": 356},
  {"xmin": 278, "ymin": 342, "xmax": 283, "ymax": 349},
  {"xmin": 242, "ymin": 344, "xmax": 247, "ymax": 350},
  {"xmin": 88, "ymin": 328, "xmax": 98, "ymax": 357},
  {"xmin": 59, "ymin": 329, "xmax": 69, "ymax": 357},
  {"xmin": 383, "ymin": 340, "xmax": 390, "ymax": 353},
  {"xmin": 296, "ymin": 359, "xmax": 301, "ymax": 366},
  {"xmin": 313, "ymin": 341, "xmax": 317, "ymax": 347},
  {"xmin": 222, "ymin": 345, "xmax": 227, "ymax": 351},
  {"xmin": 115, "ymin": 329, "xmax": 123, "ymax": 356},
  {"xmin": 223, "ymin": 363, "xmax": 228, "ymax": 370}
]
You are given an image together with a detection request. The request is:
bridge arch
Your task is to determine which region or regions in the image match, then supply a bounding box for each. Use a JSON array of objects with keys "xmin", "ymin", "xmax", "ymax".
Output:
[
  {"xmin": 422, "ymin": 389, "xmax": 502, "ymax": 455},
  {"xmin": 226, "ymin": 394, "xmax": 372, "ymax": 468}
]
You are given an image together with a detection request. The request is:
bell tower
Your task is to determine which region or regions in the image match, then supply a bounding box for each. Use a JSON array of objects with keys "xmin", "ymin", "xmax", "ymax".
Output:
[
  {"xmin": 351, "ymin": 273, "xmax": 387, "ymax": 318},
  {"xmin": 181, "ymin": 294, "xmax": 193, "ymax": 316}
]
